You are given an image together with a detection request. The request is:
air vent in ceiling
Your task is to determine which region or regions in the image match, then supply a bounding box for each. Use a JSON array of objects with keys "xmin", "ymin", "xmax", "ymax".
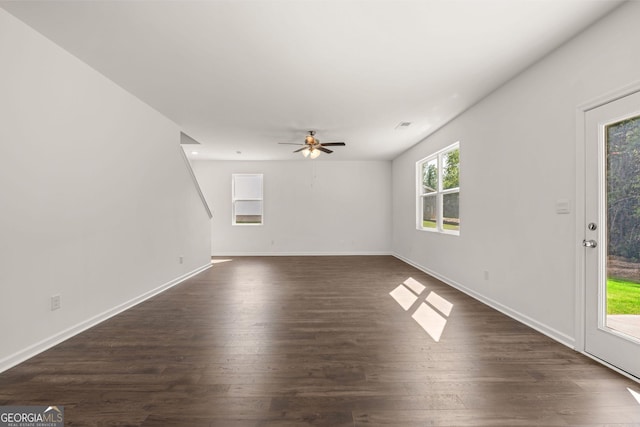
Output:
[{"xmin": 395, "ymin": 121, "xmax": 412, "ymax": 129}]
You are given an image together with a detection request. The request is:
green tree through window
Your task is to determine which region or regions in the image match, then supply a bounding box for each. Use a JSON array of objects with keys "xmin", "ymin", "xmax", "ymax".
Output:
[
  {"xmin": 607, "ymin": 117, "xmax": 640, "ymax": 261},
  {"xmin": 423, "ymin": 162, "xmax": 438, "ymax": 193},
  {"xmin": 443, "ymin": 148, "xmax": 459, "ymax": 190}
]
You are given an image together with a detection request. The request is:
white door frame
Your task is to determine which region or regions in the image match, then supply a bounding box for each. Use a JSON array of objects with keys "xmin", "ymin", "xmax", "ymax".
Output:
[{"xmin": 575, "ymin": 80, "xmax": 640, "ymax": 378}]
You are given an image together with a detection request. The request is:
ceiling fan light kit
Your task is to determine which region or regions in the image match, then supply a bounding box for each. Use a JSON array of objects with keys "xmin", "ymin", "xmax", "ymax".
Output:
[{"xmin": 279, "ymin": 131, "xmax": 346, "ymax": 159}]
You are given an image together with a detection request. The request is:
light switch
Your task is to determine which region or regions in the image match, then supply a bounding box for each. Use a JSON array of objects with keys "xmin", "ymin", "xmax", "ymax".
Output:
[{"xmin": 556, "ymin": 199, "xmax": 570, "ymax": 214}]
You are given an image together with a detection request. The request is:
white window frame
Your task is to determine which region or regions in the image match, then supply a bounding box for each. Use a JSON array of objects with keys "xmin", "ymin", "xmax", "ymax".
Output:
[
  {"xmin": 232, "ymin": 173, "xmax": 263, "ymax": 226},
  {"xmin": 416, "ymin": 142, "xmax": 460, "ymax": 235}
]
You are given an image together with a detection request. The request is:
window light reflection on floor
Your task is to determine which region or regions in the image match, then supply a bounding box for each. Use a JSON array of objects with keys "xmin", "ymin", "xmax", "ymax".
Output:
[
  {"xmin": 212, "ymin": 259, "xmax": 233, "ymax": 264},
  {"xmin": 389, "ymin": 278, "xmax": 454, "ymax": 342},
  {"xmin": 426, "ymin": 290, "xmax": 453, "ymax": 316},
  {"xmin": 389, "ymin": 284, "xmax": 418, "ymax": 311},
  {"xmin": 403, "ymin": 277, "xmax": 426, "ymax": 295},
  {"xmin": 628, "ymin": 387, "xmax": 640, "ymax": 405},
  {"xmin": 412, "ymin": 302, "xmax": 447, "ymax": 342}
]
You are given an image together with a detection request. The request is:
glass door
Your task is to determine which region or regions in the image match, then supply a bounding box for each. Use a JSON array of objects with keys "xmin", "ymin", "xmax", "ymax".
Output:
[{"xmin": 584, "ymin": 91, "xmax": 640, "ymax": 379}]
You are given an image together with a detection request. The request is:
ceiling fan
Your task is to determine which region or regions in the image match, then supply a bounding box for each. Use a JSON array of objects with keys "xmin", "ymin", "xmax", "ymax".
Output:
[{"xmin": 279, "ymin": 131, "xmax": 346, "ymax": 158}]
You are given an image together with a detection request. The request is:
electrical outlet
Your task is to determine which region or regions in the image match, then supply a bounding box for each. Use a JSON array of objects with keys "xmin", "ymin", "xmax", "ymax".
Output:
[
  {"xmin": 179, "ymin": 256, "xmax": 184, "ymax": 264},
  {"xmin": 483, "ymin": 270, "xmax": 490, "ymax": 281},
  {"xmin": 51, "ymin": 295, "xmax": 61, "ymax": 311}
]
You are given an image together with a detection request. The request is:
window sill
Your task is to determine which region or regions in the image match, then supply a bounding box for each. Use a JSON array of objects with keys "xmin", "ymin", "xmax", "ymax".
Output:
[{"xmin": 416, "ymin": 227, "xmax": 459, "ymax": 236}]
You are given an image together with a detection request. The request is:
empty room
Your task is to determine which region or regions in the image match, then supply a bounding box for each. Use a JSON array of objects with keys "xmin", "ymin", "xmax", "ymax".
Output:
[{"xmin": 2, "ymin": 1, "xmax": 640, "ymax": 425}]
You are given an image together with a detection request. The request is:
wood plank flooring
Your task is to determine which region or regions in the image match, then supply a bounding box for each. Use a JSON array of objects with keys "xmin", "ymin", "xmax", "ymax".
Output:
[{"xmin": 1, "ymin": 256, "xmax": 639, "ymax": 426}]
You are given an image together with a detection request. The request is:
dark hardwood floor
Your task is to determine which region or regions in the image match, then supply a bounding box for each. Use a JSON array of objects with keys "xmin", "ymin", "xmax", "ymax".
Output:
[{"xmin": 1, "ymin": 256, "xmax": 639, "ymax": 426}]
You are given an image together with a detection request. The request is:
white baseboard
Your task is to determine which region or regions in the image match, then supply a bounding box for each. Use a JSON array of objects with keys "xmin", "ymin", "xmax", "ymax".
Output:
[
  {"xmin": 0, "ymin": 262, "xmax": 212, "ymax": 374},
  {"xmin": 393, "ymin": 253, "xmax": 576, "ymax": 349},
  {"xmin": 211, "ymin": 251, "xmax": 393, "ymax": 257}
]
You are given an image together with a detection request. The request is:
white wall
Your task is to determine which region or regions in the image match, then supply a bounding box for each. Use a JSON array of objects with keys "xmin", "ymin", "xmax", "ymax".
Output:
[
  {"xmin": 392, "ymin": 2, "xmax": 640, "ymax": 347},
  {"xmin": 0, "ymin": 9, "xmax": 211, "ymax": 370},
  {"xmin": 193, "ymin": 160, "xmax": 392, "ymax": 255}
]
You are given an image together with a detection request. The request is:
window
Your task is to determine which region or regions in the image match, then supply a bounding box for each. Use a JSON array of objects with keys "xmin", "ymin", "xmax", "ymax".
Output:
[
  {"xmin": 232, "ymin": 174, "xmax": 263, "ymax": 225},
  {"xmin": 417, "ymin": 143, "xmax": 459, "ymax": 234}
]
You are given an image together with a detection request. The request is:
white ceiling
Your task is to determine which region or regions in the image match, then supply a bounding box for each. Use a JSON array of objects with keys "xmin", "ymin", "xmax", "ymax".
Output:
[{"xmin": 1, "ymin": 0, "xmax": 622, "ymax": 161}]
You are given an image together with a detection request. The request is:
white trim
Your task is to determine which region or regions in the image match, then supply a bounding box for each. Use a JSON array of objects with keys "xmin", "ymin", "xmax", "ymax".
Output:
[
  {"xmin": 575, "ymin": 105, "xmax": 587, "ymax": 352},
  {"xmin": 578, "ymin": 80, "xmax": 640, "ymax": 113},
  {"xmin": 0, "ymin": 262, "xmax": 212, "ymax": 374},
  {"xmin": 574, "ymin": 80, "xmax": 640, "ymax": 353},
  {"xmin": 212, "ymin": 251, "xmax": 393, "ymax": 257},
  {"xmin": 393, "ymin": 253, "xmax": 576, "ymax": 349}
]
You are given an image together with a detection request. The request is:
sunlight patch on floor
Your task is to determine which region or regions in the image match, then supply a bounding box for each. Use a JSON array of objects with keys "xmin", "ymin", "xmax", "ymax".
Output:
[
  {"xmin": 412, "ymin": 302, "xmax": 447, "ymax": 342},
  {"xmin": 389, "ymin": 278, "xmax": 454, "ymax": 342},
  {"xmin": 628, "ymin": 387, "xmax": 640, "ymax": 405},
  {"xmin": 426, "ymin": 291, "xmax": 453, "ymax": 316},
  {"xmin": 212, "ymin": 259, "xmax": 233, "ymax": 264},
  {"xmin": 403, "ymin": 277, "xmax": 426, "ymax": 295},
  {"xmin": 389, "ymin": 284, "xmax": 419, "ymax": 311}
]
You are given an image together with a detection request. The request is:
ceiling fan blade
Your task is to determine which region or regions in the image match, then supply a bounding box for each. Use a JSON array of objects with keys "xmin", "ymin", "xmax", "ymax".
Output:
[
  {"xmin": 279, "ymin": 142, "xmax": 304, "ymax": 145},
  {"xmin": 317, "ymin": 146, "xmax": 333, "ymax": 154},
  {"xmin": 320, "ymin": 142, "xmax": 346, "ymax": 146},
  {"xmin": 293, "ymin": 147, "xmax": 307, "ymax": 153}
]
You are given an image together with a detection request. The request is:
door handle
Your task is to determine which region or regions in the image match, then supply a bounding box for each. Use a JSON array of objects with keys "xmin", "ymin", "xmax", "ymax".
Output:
[{"xmin": 583, "ymin": 239, "xmax": 597, "ymax": 248}]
